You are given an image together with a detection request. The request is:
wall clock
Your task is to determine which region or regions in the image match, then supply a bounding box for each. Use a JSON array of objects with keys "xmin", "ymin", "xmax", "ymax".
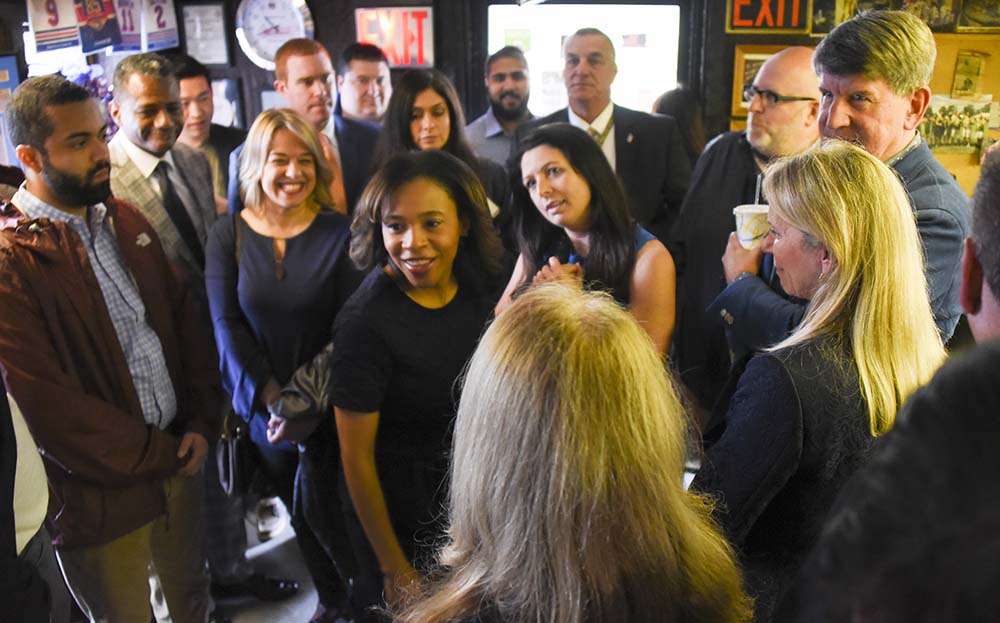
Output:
[{"xmin": 235, "ymin": 0, "xmax": 314, "ymax": 70}]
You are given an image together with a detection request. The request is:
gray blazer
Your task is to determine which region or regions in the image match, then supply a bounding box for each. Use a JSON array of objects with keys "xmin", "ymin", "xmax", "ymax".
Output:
[{"xmin": 110, "ymin": 133, "xmax": 217, "ymax": 288}]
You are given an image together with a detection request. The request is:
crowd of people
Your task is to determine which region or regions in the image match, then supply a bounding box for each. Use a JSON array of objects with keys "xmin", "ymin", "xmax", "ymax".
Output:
[{"xmin": 0, "ymin": 8, "xmax": 997, "ymax": 623}]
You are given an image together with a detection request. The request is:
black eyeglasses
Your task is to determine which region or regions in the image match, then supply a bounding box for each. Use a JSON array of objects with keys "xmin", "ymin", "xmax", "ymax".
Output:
[{"xmin": 743, "ymin": 84, "xmax": 817, "ymax": 107}]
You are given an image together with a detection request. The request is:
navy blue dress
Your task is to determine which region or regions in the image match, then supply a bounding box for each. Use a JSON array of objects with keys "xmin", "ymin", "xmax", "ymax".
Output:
[{"xmin": 206, "ymin": 210, "xmax": 355, "ymax": 447}]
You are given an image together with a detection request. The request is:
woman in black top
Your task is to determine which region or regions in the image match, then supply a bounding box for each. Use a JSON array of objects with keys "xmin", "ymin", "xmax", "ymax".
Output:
[{"xmin": 332, "ymin": 150, "xmax": 503, "ymax": 616}]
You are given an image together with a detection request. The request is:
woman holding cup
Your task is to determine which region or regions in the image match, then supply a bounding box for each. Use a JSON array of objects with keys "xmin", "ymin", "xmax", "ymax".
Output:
[{"xmin": 691, "ymin": 141, "xmax": 946, "ymax": 622}]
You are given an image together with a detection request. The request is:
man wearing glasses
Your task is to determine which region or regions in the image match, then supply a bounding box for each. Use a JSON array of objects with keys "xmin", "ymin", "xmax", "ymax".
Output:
[
  {"xmin": 672, "ymin": 45, "xmax": 820, "ymax": 415},
  {"xmin": 710, "ymin": 11, "xmax": 967, "ymax": 373}
]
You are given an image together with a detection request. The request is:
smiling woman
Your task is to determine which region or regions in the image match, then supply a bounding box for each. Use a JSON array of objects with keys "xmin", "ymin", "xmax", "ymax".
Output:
[
  {"xmin": 332, "ymin": 150, "xmax": 503, "ymax": 618},
  {"xmin": 205, "ymin": 107, "xmax": 360, "ymax": 621}
]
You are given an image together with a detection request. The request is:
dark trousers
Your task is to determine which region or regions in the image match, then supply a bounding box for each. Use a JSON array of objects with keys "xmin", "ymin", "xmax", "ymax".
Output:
[{"xmin": 254, "ymin": 421, "xmax": 357, "ymax": 609}]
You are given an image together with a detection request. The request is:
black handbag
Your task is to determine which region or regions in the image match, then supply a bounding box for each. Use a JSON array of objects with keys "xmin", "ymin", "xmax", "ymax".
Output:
[
  {"xmin": 216, "ymin": 410, "xmax": 252, "ymax": 497},
  {"xmin": 215, "ymin": 215, "xmax": 255, "ymax": 497}
]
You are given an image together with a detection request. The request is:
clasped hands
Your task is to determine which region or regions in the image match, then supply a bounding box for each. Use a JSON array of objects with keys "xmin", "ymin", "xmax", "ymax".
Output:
[{"xmin": 532, "ymin": 256, "xmax": 584, "ymax": 287}]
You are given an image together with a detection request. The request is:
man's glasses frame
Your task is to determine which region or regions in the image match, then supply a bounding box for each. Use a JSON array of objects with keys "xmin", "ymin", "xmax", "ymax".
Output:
[{"xmin": 743, "ymin": 84, "xmax": 817, "ymax": 107}]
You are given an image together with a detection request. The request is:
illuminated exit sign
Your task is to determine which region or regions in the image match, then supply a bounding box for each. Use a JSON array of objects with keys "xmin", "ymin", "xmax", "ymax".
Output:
[
  {"xmin": 355, "ymin": 7, "xmax": 434, "ymax": 68},
  {"xmin": 726, "ymin": 0, "xmax": 809, "ymax": 34}
]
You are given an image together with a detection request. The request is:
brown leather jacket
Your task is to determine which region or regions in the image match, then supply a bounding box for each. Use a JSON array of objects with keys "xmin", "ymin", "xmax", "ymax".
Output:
[{"xmin": 0, "ymin": 197, "xmax": 221, "ymax": 549}]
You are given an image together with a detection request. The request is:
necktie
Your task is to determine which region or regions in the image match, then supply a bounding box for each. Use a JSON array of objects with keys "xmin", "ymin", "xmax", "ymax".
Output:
[
  {"xmin": 588, "ymin": 119, "xmax": 614, "ymax": 147},
  {"xmin": 154, "ymin": 160, "xmax": 205, "ymax": 268},
  {"xmin": 320, "ymin": 134, "xmax": 349, "ymax": 215}
]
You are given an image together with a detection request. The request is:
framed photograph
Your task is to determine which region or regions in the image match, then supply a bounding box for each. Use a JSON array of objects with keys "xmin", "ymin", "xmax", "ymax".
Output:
[
  {"xmin": 183, "ymin": 3, "xmax": 229, "ymax": 65},
  {"xmin": 731, "ymin": 45, "xmax": 786, "ymax": 119},
  {"xmin": 921, "ymin": 94, "xmax": 992, "ymax": 154},
  {"xmin": 901, "ymin": 0, "xmax": 962, "ymax": 32},
  {"xmin": 211, "ymin": 78, "xmax": 242, "ymax": 128},
  {"xmin": 957, "ymin": 0, "xmax": 1000, "ymax": 32},
  {"xmin": 811, "ymin": 0, "xmax": 838, "ymax": 36}
]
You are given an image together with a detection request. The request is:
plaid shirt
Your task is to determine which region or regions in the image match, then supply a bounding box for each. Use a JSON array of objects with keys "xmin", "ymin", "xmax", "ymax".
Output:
[{"xmin": 13, "ymin": 186, "xmax": 177, "ymax": 429}]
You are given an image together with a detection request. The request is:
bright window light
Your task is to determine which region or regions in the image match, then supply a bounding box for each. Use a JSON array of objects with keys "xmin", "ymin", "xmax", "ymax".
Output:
[{"xmin": 487, "ymin": 4, "xmax": 681, "ymax": 116}]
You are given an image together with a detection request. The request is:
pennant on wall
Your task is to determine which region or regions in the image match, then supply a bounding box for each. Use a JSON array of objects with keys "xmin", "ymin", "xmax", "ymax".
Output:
[
  {"xmin": 142, "ymin": 0, "xmax": 179, "ymax": 52},
  {"xmin": 27, "ymin": 0, "xmax": 81, "ymax": 52},
  {"xmin": 112, "ymin": 0, "xmax": 141, "ymax": 52},
  {"xmin": 75, "ymin": 0, "xmax": 122, "ymax": 53}
]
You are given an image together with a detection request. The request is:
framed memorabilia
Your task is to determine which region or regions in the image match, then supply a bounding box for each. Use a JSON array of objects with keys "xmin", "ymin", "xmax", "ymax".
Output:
[
  {"xmin": 183, "ymin": 3, "xmax": 229, "ymax": 65},
  {"xmin": 810, "ymin": 0, "xmax": 837, "ymax": 36},
  {"xmin": 921, "ymin": 94, "xmax": 992, "ymax": 154},
  {"xmin": 957, "ymin": 0, "xmax": 1000, "ymax": 32},
  {"xmin": 731, "ymin": 45, "xmax": 786, "ymax": 118},
  {"xmin": 901, "ymin": 0, "xmax": 962, "ymax": 32},
  {"xmin": 211, "ymin": 78, "xmax": 242, "ymax": 128}
]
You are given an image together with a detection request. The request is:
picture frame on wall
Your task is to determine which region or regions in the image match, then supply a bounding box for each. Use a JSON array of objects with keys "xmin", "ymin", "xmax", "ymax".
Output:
[
  {"xmin": 900, "ymin": 0, "xmax": 962, "ymax": 32},
  {"xmin": 957, "ymin": 0, "xmax": 1000, "ymax": 32},
  {"xmin": 731, "ymin": 45, "xmax": 786, "ymax": 118},
  {"xmin": 211, "ymin": 78, "xmax": 242, "ymax": 128},
  {"xmin": 810, "ymin": 0, "xmax": 838, "ymax": 36},
  {"xmin": 182, "ymin": 3, "xmax": 230, "ymax": 66}
]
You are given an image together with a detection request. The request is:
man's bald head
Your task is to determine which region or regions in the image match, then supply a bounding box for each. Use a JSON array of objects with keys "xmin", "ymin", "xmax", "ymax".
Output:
[{"xmin": 746, "ymin": 46, "xmax": 821, "ymax": 159}]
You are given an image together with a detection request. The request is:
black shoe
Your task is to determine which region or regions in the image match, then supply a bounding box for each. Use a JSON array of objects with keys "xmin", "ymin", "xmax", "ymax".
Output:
[{"xmin": 211, "ymin": 573, "xmax": 300, "ymax": 601}]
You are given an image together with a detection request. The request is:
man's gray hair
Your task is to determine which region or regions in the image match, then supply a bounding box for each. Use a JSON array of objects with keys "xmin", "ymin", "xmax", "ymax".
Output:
[{"xmin": 113, "ymin": 52, "xmax": 175, "ymax": 100}]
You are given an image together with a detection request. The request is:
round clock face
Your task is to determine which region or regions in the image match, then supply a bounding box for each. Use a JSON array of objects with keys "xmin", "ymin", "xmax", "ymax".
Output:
[{"xmin": 235, "ymin": 0, "xmax": 315, "ymax": 70}]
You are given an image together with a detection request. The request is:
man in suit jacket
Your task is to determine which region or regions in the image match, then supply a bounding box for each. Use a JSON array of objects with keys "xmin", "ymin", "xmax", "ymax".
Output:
[
  {"xmin": 171, "ymin": 53, "xmax": 247, "ymax": 216},
  {"xmin": 108, "ymin": 53, "xmax": 217, "ymax": 299},
  {"xmin": 519, "ymin": 28, "xmax": 690, "ymax": 243},
  {"xmin": 227, "ymin": 38, "xmax": 379, "ymax": 215}
]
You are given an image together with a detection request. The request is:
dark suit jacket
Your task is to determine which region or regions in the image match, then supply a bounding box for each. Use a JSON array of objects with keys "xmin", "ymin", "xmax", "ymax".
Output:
[
  {"xmin": 227, "ymin": 114, "xmax": 380, "ymax": 215},
  {"xmin": 519, "ymin": 104, "xmax": 691, "ymax": 243},
  {"xmin": 207, "ymin": 123, "xmax": 247, "ymax": 193}
]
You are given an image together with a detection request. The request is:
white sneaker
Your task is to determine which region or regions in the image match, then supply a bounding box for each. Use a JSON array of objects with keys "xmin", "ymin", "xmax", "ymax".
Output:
[{"xmin": 254, "ymin": 496, "xmax": 288, "ymax": 541}]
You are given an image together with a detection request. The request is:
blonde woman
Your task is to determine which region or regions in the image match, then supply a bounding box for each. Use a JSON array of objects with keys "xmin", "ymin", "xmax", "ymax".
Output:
[
  {"xmin": 398, "ymin": 284, "xmax": 750, "ymax": 623},
  {"xmin": 692, "ymin": 140, "xmax": 946, "ymax": 623},
  {"xmin": 205, "ymin": 108, "xmax": 359, "ymax": 622}
]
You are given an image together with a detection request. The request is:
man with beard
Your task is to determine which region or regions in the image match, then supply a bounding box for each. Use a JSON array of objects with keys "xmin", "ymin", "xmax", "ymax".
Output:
[
  {"xmin": 466, "ymin": 46, "xmax": 533, "ymax": 166},
  {"xmin": 671, "ymin": 46, "xmax": 820, "ymax": 417},
  {"xmin": 109, "ymin": 52, "xmax": 217, "ymax": 300},
  {"xmin": 0, "ymin": 74, "xmax": 220, "ymax": 622}
]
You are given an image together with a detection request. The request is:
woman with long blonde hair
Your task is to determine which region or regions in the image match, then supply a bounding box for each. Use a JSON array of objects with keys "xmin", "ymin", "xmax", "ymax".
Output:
[
  {"xmin": 692, "ymin": 140, "xmax": 946, "ymax": 622},
  {"xmin": 399, "ymin": 284, "xmax": 750, "ymax": 623}
]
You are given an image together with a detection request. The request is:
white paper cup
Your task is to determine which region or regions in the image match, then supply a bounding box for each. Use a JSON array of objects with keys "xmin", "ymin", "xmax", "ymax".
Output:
[{"xmin": 733, "ymin": 204, "xmax": 770, "ymax": 250}]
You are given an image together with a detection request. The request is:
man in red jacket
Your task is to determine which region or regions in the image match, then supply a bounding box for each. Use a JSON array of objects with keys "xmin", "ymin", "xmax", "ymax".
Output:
[{"xmin": 0, "ymin": 74, "xmax": 221, "ymax": 622}]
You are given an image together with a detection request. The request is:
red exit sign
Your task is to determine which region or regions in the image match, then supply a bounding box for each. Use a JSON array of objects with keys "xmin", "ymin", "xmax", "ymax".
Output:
[
  {"xmin": 726, "ymin": 0, "xmax": 809, "ymax": 34},
  {"xmin": 355, "ymin": 7, "xmax": 434, "ymax": 68}
]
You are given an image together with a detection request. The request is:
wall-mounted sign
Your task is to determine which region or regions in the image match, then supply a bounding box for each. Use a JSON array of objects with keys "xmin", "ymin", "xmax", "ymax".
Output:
[
  {"xmin": 27, "ymin": 0, "xmax": 81, "ymax": 52},
  {"xmin": 726, "ymin": 0, "xmax": 809, "ymax": 34},
  {"xmin": 113, "ymin": 0, "xmax": 141, "ymax": 52},
  {"xmin": 355, "ymin": 7, "xmax": 433, "ymax": 68},
  {"xmin": 75, "ymin": 0, "xmax": 121, "ymax": 53},
  {"xmin": 143, "ymin": 0, "xmax": 179, "ymax": 51}
]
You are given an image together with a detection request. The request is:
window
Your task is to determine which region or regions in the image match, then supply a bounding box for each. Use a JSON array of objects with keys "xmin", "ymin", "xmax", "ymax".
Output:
[{"xmin": 487, "ymin": 4, "xmax": 681, "ymax": 116}]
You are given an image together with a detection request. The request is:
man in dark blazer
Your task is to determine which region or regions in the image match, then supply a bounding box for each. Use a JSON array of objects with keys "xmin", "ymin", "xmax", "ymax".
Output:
[
  {"xmin": 519, "ymin": 28, "xmax": 690, "ymax": 244},
  {"xmin": 227, "ymin": 39, "xmax": 379, "ymax": 215}
]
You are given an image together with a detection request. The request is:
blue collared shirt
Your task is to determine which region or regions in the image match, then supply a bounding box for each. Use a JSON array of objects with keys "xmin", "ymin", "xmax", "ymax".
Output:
[
  {"xmin": 466, "ymin": 107, "xmax": 531, "ymax": 167},
  {"xmin": 13, "ymin": 185, "xmax": 177, "ymax": 430}
]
